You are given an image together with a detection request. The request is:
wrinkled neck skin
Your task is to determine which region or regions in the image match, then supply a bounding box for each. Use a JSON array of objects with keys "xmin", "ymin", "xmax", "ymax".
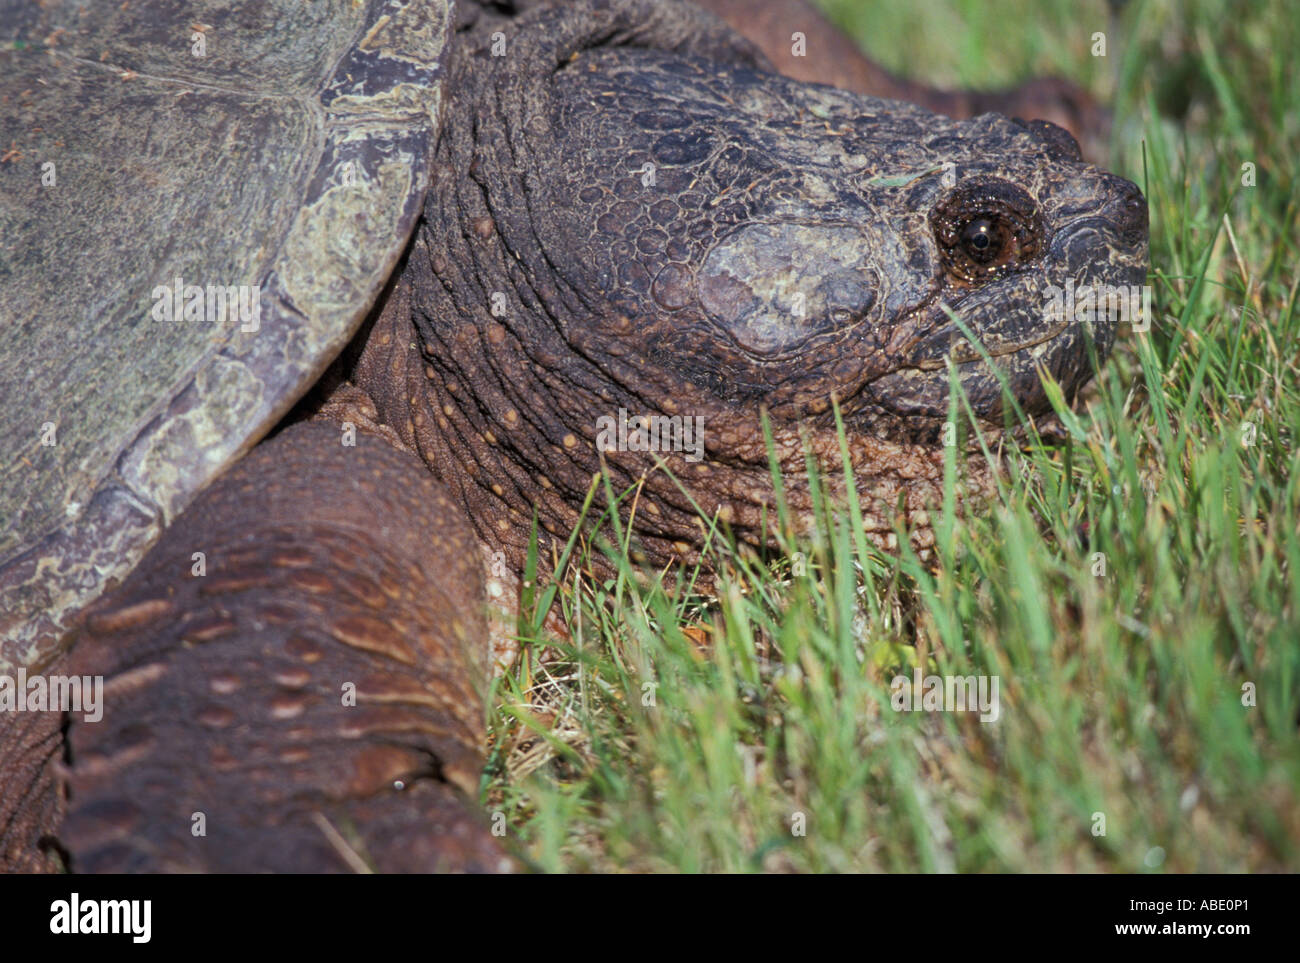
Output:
[
  {"xmin": 391, "ymin": 242, "xmax": 969, "ymax": 582},
  {"xmin": 353, "ymin": 9, "xmax": 987, "ymax": 581},
  {"xmin": 360, "ymin": 226, "xmax": 969, "ymax": 586}
]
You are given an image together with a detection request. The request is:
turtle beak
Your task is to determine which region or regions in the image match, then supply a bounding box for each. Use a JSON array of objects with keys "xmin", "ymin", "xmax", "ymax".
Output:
[{"xmin": 900, "ymin": 309, "xmax": 1071, "ymax": 370}]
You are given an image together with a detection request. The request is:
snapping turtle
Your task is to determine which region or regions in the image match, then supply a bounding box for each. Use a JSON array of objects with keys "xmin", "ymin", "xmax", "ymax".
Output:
[{"xmin": 0, "ymin": 0, "xmax": 1148, "ymax": 872}]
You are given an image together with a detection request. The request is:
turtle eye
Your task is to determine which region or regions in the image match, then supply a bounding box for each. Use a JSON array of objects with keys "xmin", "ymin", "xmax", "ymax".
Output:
[
  {"xmin": 961, "ymin": 217, "xmax": 1002, "ymax": 261},
  {"xmin": 931, "ymin": 178, "xmax": 1043, "ymax": 283}
]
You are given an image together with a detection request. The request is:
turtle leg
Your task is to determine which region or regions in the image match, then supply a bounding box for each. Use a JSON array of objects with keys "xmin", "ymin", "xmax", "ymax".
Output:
[
  {"xmin": 57, "ymin": 421, "xmax": 510, "ymax": 872},
  {"xmin": 692, "ymin": 0, "xmax": 1108, "ymax": 160}
]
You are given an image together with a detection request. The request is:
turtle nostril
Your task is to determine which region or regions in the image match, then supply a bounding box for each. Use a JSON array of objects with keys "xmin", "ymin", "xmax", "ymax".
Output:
[
  {"xmin": 1119, "ymin": 190, "xmax": 1148, "ymax": 242},
  {"xmin": 1104, "ymin": 175, "xmax": 1148, "ymax": 242}
]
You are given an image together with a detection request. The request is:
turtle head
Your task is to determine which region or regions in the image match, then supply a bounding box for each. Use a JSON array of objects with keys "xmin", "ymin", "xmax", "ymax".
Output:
[
  {"xmin": 411, "ymin": 3, "xmax": 1149, "ymax": 567},
  {"xmin": 846, "ymin": 114, "xmax": 1150, "ymax": 437},
  {"xmin": 524, "ymin": 50, "xmax": 1149, "ymax": 442}
]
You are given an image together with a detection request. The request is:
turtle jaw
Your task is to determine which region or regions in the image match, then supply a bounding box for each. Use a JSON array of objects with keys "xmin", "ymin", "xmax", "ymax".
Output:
[
  {"xmin": 854, "ymin": 277, "xmax": 1140, "ymax": 434},
  {"xmin": 847, "ymin": 175, "xmax": 1149, "ymax": 435}
]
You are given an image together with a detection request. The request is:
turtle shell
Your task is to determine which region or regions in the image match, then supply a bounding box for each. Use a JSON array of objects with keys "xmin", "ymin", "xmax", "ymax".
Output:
[{"xmin": 0, "ymin": 0, "xmax": 452, "ymax": 672}]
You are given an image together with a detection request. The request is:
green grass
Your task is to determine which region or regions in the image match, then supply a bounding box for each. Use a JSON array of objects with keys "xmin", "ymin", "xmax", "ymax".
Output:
[{"xmin": 483, "ymin": 0, "xmax": 1300, "ymax": 872}]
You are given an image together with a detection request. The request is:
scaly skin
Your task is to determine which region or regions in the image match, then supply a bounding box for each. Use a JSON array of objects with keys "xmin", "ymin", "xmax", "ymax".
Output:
[{"xmin": 61, "ymin": 423, "xmax": 506, "ymax": 872}]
